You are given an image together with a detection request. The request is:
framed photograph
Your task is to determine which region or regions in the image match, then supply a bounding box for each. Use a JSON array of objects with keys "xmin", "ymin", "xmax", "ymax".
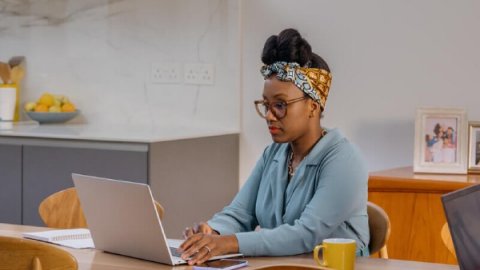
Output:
[
  {"xmin": 413, "ymin": 108, "xmax": 467, "ymax": 174},
  {"xmin": 467, "ymin": 122, "xmax": 480, "ymax": 173}
]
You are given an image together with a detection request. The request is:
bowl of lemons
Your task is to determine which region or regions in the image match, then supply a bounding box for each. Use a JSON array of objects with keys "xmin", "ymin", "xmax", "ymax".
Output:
[{"xmin": 24, "ymin": 93, "xmax": 79, "ymax": 124}]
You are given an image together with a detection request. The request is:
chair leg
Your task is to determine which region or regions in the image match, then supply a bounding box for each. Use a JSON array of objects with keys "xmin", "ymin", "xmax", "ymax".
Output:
[
  {"xmin": 32, "ymin": 257, "xmax": 43, "ymax": 270},
  {"xmin": 379, "ymin": 246, "xmax": 389, "ymax": 259}
]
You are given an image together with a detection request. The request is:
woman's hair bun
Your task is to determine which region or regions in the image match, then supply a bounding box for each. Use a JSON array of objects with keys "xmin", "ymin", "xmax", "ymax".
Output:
[
  {"xmin": 261, "ymin": 35, "xmax": 279, "ymax": 65},
  {"xmin": 261, "ymin": 28, "xmax": 330, "ymax": 72},
  {"xmin": 261, "ymin": 28, "xmax": 311, "ymax": 66}
]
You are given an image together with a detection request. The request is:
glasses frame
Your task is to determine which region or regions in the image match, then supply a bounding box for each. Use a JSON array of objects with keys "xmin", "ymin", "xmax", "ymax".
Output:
[{"xmin": 254, "ymin": 96, "xmax": 307, "ymax": 119}]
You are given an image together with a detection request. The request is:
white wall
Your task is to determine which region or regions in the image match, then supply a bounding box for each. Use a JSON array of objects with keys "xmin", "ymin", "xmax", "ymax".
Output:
[
  {"xmin": 240, "ymin": 0, "xmax": 480, "ymax": 185},
  {"xmin": 0, "ymin": 0, "xmax": 240, "ymax": 129}
]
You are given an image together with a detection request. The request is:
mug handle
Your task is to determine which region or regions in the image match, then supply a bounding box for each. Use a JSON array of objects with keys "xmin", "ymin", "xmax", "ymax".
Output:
[{"xmin": 313, "ymin": 245, "xmax": 326, "ymax": 267}]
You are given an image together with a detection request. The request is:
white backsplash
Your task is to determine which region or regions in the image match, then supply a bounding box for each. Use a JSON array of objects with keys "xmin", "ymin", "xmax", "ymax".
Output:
[{"xmin": 0, "ymin": 0, "xmax": 240, "ymax": 130}]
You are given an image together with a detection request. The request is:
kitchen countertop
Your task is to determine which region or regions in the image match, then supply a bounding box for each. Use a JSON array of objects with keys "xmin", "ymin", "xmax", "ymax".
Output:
[{"xmin": 0, "ymin": 121, "xmax": 239, "ymax": 143}]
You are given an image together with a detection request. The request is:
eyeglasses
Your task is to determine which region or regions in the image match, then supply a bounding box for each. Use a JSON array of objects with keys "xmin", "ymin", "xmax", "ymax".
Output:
[{"xmin": 254, "ymin": 96, "xmax": 307, "ymax": 119}]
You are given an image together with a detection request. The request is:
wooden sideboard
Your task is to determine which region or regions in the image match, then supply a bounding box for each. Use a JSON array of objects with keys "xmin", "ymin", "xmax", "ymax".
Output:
[{"xmin": 368, "ymin": 167, "xmax": 480, "ymax": 264}]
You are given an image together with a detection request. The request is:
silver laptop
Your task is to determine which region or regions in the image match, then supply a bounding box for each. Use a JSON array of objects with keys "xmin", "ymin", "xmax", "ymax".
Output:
[
  {"xmin": 441, "ymin": 184, "xmax": 480, "ymax": 270},
  {"xmin": 72, "ymin": 173, "xmax": 241, "ymax": 265}
]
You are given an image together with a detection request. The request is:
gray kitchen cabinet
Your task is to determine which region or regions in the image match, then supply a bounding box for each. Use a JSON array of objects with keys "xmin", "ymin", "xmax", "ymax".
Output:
[
  {"xmin": 22, "ymin": 140, "xmax": 148, "ymax": 226},
  {"xmin": 0, "ymin": 143, "xmax": 22, "ymax": 224}
]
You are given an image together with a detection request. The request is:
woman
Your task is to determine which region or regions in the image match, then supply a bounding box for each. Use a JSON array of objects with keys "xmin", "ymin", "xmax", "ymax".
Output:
[
  {"xmin": 431, "ymin": 123, "xmax": 445, "ymax": 163},
  {"xmin": 179, "ymin": 29, "xmax": 369, "ymax": 265}
]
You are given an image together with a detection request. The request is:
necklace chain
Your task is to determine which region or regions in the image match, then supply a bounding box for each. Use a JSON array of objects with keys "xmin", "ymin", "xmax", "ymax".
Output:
[{"xmin": 288, "ymin": 129, "xmax": 327, "ymax": 178}]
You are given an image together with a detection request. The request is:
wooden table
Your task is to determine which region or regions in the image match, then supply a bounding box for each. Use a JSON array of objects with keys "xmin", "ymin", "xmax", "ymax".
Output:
[
  {"xmin": 0, "ymin": 223, "xmax": 458, "ymax": 270},
  {"xmin": 369, "ymin": 166, "xmax": 480, "ymax": 264}
]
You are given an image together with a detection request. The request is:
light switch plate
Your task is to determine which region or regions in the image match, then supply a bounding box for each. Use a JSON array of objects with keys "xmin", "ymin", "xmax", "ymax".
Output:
[
  {"xmin": 184, "ymin": 63, "xmax": 215, "ymax": 85},
  {"xmin": 150, "ymin": 62, "xmax": 182, "ymax": 84}
]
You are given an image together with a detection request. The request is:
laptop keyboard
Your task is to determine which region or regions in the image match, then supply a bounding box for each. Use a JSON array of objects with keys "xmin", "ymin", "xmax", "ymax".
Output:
[{"xmin": 170, "ymin": 246, "xmax": 183, "ymax": 257}]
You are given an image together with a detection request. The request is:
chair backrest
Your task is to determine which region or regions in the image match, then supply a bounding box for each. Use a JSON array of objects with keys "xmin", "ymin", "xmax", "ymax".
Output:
[
  {"xmin": 39, "ymin": 188, "xmax": 87, "ymax": 228},
  {"xmin": 440, "ymin": 222, "xmax": 457, "ymax": 259},
  {"xmin": 367, "ymin": 201, "xmax": 391, "ymax": 258},
  {"xmin": 0, "ymin": 236, "xmax": 78, "ymax": 270},
  {"xmin": 39, "ymin": 187, "xmax": 164, "ymax": 229}
]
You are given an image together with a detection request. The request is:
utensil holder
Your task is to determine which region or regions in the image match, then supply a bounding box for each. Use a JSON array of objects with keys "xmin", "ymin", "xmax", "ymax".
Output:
[{"xmin": 0, "ymin": 84, "xmax": 17, "ymax": 121}]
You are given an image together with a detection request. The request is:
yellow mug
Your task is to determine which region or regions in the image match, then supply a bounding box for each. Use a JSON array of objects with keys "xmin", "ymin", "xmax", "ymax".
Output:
[{"xmin": 313, "ymin": 238, "xmax": 356, "ymax": 270}]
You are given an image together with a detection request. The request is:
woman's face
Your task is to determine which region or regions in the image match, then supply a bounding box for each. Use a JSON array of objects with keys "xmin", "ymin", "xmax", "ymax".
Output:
[{"xmin": 262, "ymin": 77, "xmax": 314, "ymax": 143}]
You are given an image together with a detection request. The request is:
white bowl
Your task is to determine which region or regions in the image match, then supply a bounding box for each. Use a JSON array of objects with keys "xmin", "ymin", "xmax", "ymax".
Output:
[{"xmin": 26, "ymin": 110, "xmax": 80, "ymax": 124}]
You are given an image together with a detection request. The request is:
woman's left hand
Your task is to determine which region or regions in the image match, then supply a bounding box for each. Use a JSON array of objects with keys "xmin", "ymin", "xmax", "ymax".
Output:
[{"xmin": 179, "ymin": 233, "xmax": 239, "ymax": 265}]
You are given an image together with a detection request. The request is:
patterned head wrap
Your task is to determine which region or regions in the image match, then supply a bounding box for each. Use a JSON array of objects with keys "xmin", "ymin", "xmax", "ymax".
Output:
[{"xmin": 260, "ymin": 61, "xmax": 332, "ymax": 111}]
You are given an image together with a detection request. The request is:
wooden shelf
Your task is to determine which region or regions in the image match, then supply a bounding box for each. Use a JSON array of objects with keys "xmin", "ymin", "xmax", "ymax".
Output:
[{"xmin": 369, "ymin": 166, "xmax": 480, "ymax": 193}]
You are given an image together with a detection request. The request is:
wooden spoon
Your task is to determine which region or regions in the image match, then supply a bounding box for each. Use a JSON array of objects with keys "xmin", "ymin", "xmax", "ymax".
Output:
[
  {"xmin": 10, "ymin": 66, "xmax": 25, "ymax": 85},
  {"xmin": 0, "ymin": 61, "xmax": 12, "ymax": 84}
]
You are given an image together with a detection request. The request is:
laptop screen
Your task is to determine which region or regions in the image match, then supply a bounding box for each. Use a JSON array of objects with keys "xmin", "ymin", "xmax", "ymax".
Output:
[{"xmin": 441, "ymin": 184, "xmax": 480, "ymax": 270}]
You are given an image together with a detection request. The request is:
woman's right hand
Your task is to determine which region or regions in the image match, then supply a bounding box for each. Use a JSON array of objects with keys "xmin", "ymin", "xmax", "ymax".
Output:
[{"xmin": 183, "ymin": 222, "xmax": 218, "ymax": 238}]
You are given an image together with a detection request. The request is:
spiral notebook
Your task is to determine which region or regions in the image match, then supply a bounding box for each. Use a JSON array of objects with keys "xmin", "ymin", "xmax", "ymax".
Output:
[{"xmin": 23, "ymin": 228, "xmax": 95, "ymax": 249}]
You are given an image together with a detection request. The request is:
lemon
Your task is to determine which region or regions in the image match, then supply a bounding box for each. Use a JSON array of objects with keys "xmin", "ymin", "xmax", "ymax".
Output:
[
  {"xmin": 49, "ymin": 105, "xmax": 62, "ymax": 113},
  {"xmin": 61, "ymin": 103, "xmax": 76, "ymax": 112},
  {"xmin": 38, "ymin": 93, "xmax": 54, "ymax": 107},
  {"xmin": 34, "ymin": 104, "xmax": 48, "ymax": 112},
  {"xmin": 53, "ymin": 96, "xmax": 62, "ymax": 107},
  {"xmin": 61, "ymin": 96, "xmax": 70, "ymax": 104},
  {"xmin": 24, "ymin": 102, "xmax": 36, "ymax": 112}
]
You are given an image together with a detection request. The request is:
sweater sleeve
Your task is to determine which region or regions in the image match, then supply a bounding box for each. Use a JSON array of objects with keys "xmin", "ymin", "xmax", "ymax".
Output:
[
  {"xmin": 234, "ymin": 147, "xmax": 368, "ymax": 256},
  {"xmin": 207, "ymin": 149, "xmax": 267, "ymax": 235}
]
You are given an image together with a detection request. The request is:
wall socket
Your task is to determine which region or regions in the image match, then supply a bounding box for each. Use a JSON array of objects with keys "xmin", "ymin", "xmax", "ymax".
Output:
[
  {"xmin": 150, "ymin": 62, "xmax": 181, "ymax": 84},
  {"xmin": 184, "ymin": 63, "xmax": 215, "ymax": 85}
]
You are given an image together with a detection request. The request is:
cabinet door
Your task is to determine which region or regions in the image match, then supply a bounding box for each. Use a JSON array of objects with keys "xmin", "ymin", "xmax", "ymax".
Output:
[
  {"xmin": 0, "ymin": 144, "xmax": 22, "ymax": 224},
  {"xmin": 23, "ymin": 145, "xmax": 148, "ymax": 226}
]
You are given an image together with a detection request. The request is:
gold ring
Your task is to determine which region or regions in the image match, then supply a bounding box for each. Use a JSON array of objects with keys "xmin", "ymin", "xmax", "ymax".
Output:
[{"xmin": 203, "ymin": 246, "xmax": 211, "ymax": 253}]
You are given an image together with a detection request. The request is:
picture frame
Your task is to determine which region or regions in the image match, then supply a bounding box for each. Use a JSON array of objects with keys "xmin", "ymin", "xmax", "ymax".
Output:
[
  {"xmin": 413, "ymin": 108, "xmax": 467, "ymax": 174},
  {"xmin": 467, "ymin": 121, "xmax": 480, "ymax": 173}
]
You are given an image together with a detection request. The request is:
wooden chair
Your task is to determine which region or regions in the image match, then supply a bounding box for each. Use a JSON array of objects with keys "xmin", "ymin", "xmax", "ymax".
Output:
[
  {"xmin": 0, "ymin": 236, "xmax": 78, "ymax": 270},
  {"xmin": 39, "ymin": 187, "xmax": 164, "ymax": 229},
  {"xmin": 441, "ymin": 222, "xmax": 456, "ymax": 259},
  {"xmin": 367, "ymin": 201, "xmax": 391, "ymax": 258}
]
